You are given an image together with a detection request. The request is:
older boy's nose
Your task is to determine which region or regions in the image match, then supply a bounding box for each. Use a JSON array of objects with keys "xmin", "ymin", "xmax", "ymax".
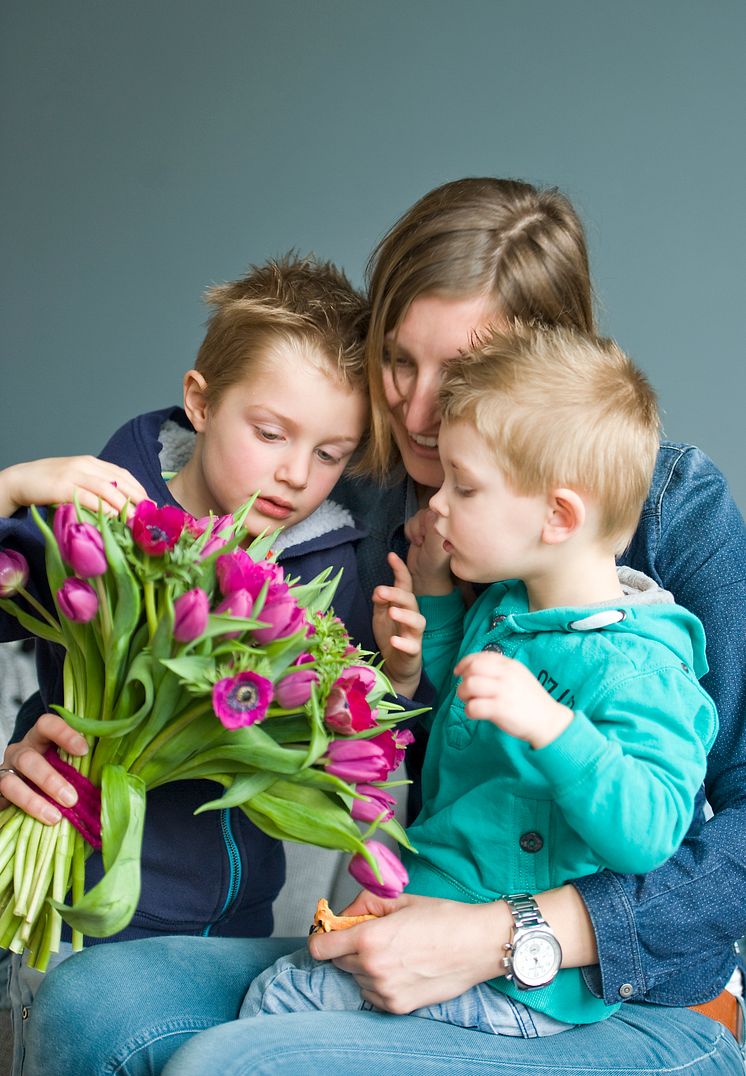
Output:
[{"xmin": 276, "ymin": 455, "xmax": 309, "ymax": 489}]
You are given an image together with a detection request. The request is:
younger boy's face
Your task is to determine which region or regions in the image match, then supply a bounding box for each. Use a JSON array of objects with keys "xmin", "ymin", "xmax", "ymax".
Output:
[
  {"xmin": 429, "ymin": 421, "xmax": 548, "ymax": 586},
  {"xmin": 187, "ymin": 347, "xmax": 367, "ymax": 533}
]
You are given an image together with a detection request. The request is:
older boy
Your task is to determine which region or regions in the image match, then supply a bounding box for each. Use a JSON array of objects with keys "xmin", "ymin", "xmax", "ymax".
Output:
[{"xmin": 240, "ymin": 325, "xmax": 717, "ymax": 1035}]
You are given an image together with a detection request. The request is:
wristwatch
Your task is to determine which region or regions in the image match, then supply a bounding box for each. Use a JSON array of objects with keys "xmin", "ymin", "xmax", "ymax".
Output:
[{"xmin": 502, "ymin": 893, "xmax": 562, "ymax": 990}]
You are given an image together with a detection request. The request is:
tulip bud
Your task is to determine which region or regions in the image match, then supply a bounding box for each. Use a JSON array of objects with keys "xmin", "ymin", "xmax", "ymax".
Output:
[
  {"xmin": 324, "ymin": 739, "xmax": 390, "ymax": 783},
  {"xmin": 173, "ymin": 588, "xmax": 210, "ymax": 643},
  {"xmin": 348, "ymin": 840, "xmax": 408, "ymax": 898},
  {"xmin": 275, "ymin": 669, "xmax": 319, "ymax": 708},
  {"xmin": 351, "ymin": 785, "xmax": 397, "ymax": 824},
  {"xmin": 0, "ymin": 549, "xmax": 30, "ymax": 597},
  {"xmin": 57, "ymin": 578, "xmax": 99, "ymax": 623},
  {"xmin": 65, "ymin": 522, "xmax": 108, "ymax": 577},
  {"xmin": 252, "ymin": 593, "xmax": 306, "ymax": 644},
  {"xmin": 52, "ymin": 504, "xmax": 77, "ymax": 561}
]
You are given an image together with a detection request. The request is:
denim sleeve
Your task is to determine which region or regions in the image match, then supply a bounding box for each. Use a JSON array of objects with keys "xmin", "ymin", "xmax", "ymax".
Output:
[{"xmin": 576, "ymin": 444, "xmax": 746, "ymax": 1006}]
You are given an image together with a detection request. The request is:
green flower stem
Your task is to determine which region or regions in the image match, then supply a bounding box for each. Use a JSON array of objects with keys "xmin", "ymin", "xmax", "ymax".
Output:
[
  {"xmin": 12, "ymin": 814, "xmax": 38, "ymax": 914},
  {"xmin": 129, "ymin": 700, "xmax": 213, "ymax": 777},
  {"xmin": 17, "ymin": 585, "xmax": 61, "ymax": 631},
  {"xmin": 93, "ymin": 576, "xmax": 113, "ymax": 646},
  {"xmin": 0, "ymin": 898, "xmax": 20, "ymax": 949},
  {"xmin": 144, "ymin": 580, "xmax": 158, "ymax": 638},
  {"xmin": 71, "ymin": 833, "xmax": 86, "ymax": 951}
]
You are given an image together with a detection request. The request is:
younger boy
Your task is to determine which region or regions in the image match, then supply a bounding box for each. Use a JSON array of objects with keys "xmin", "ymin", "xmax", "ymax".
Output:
[{"xmin": 240, "ymin": 324, "xmax": 717, "ymax": 1034}]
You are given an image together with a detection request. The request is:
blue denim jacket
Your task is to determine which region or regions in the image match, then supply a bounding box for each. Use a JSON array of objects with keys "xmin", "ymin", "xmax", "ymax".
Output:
[{"xmin": 336, "ymin": 441, "xmax": 746, "ymax": 1008}]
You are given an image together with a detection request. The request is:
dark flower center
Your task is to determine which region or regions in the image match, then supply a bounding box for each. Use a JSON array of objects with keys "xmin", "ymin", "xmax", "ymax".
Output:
[
  {"xmin": 146, "ymin": 525, "xmax": 170, "ymax": 543},
  {"xmin": 229, "ymin": 683, "xmax": 259, "ymax": 711}
]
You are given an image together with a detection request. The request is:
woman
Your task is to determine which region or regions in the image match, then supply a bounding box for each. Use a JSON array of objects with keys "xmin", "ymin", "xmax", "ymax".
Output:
[{"xmin": 13, "ymin": 178, "xmax": 746, "ymax": 1074}]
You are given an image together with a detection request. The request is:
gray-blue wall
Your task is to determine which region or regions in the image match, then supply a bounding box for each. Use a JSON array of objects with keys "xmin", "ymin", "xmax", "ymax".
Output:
[{"xmin": 2, "ymin": 1, "xmax": 745, "ymax": 513}]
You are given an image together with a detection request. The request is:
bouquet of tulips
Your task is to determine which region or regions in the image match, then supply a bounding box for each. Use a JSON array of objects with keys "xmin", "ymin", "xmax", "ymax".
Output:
[{"xmin": 0, "ymin": 496, "xmax": 415, "ymax": 970}]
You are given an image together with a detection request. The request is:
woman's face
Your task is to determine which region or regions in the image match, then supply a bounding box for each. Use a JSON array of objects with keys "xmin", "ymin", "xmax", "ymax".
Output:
[{"xmin": 382, "ymin": 293, "xmax": 499, "ymax": 489}]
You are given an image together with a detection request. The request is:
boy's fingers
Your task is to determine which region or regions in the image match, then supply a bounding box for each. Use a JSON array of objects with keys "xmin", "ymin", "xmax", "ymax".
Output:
[
  {"xmin": 390, "ymin": 635, "xmax": 421, "ymax": 656},
  {"xmin": 386, "ymin": 552, "xmax": 414, "ymax": 592},
  {"xmin": 388, "ymin": 606, "xmax": 425, "ymax": 632}
]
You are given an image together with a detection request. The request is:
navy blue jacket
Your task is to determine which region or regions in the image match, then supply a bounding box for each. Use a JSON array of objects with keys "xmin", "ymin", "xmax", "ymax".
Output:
[{"xmin": 1, "ymin": 406, "xmax": 372, "ymax": 941}]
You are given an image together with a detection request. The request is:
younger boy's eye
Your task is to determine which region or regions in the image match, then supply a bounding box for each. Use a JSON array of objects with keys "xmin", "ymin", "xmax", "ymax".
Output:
[{"xmin": 455, "ymin": 486, "xmax": 475, "ymax": 498}]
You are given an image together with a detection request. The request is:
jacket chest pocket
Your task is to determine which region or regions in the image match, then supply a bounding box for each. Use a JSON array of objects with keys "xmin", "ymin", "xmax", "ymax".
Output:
[{"xmin": 445, "ymin": 692, "xmax": 477, "ymax": 750}]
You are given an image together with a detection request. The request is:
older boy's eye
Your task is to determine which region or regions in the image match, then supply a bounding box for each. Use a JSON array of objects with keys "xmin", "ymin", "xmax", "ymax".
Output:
[
  {"xmin": 316, "ymin": 448, "xmax": 341, "ymax": 465},
  {"xmin": 256, "ymin": 427, "xmax": 283, "ymax": 442}
]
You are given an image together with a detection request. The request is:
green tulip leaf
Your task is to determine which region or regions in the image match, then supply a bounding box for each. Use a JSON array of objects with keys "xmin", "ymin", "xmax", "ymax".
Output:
[{"xmin": 50, "ymin": 766, "xmax": 146, "ymax": 937}]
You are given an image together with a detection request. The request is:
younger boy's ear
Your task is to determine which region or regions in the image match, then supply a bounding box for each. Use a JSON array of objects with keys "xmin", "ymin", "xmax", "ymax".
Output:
[
  {"xmin": 541, "ymin": 488, "xmax": 586, "ymax": 545},
  {"xmin": 182, "ymin": 370, "xmax": 210, "ymax": 432}
]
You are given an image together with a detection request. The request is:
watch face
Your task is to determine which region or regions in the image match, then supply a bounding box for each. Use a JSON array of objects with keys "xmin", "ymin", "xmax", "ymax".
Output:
[{"xmin": 512, "ymin": 931, "xmax": 562, "ymax": 988}]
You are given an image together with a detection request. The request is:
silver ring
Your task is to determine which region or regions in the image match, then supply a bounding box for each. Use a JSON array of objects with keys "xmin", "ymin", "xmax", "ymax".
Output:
[{"xmin": 0, "ymin": 766, "xmax": 18, "ymax": 781}]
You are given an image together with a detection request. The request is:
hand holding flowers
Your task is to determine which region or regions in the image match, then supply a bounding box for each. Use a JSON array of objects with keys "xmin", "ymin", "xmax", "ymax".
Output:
[{"xmin": 0, "ymin": 495, "xmax": 418, "ymax": 970}]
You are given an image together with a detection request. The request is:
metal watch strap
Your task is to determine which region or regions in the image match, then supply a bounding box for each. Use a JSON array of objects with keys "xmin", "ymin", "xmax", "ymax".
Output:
[{"xmin": 505, "ymin": 893, "xmax": 549, "ymax": 929}]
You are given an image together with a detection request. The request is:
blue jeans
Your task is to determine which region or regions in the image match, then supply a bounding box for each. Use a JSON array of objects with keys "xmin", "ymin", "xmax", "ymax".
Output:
[
  {"xmin": 240, "ymin": 946, "xmax": 572, "ymax": 1036},
  {"xmin": 3, "ymin": 945, "xmax": 72, "ymax": 1076},
  {"xmin": 23, "ymin": 936, "xmax": 744, "ymax": 1075}
]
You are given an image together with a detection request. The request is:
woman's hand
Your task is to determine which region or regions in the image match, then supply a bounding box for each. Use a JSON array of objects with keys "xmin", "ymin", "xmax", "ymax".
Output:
[
  {"xmin": 308, "ymin": 891, "xmax": 512, "ymax": 1013},
  {"xmin": 307, "ymin": 885, "xmax": 599, "ymax": 1013},
  {"xmin": 0, "ymin": 713, "xmax": 88, "ymax": 822},
  {"xmin": 0, "ymin": 456, "xmax": 147, "ymax": 518}
]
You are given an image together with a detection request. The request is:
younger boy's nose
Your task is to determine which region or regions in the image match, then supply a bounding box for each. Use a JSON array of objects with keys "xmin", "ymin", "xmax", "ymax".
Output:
[{"xmin": 276, "ymin": 456, "xmax": 309, "ymax": 490}]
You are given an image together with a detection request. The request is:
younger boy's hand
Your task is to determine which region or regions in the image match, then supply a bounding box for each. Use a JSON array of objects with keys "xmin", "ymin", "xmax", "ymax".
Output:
[
  {"xmin": 372, "ymin": 552, "xmax": 425, "ymax": 698},
  {"xmin": 454, "ymin": 651, "xmax": 574, "ymax": 749},
  {"xmin": 0, "ymin": 457, "xmax": 147, "ymax": 519},
  {"xmin": 405, "ymin": 509, "xmax": 453, "ymax": 596}
]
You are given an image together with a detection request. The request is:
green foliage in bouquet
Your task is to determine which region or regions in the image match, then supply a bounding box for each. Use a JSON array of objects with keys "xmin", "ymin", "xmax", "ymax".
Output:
[{"xmin": 0, "ymin": 496, "xmax": 417, "ymax": 970}]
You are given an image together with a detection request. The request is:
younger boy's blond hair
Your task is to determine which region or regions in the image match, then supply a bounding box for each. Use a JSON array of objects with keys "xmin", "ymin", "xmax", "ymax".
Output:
[
  {"xmin": 439, "ymin": 324, "xmax": 660, "ymax": 553},
  {"xmin": 195, "ymin": 254, "xmax": 369, "ymax": 407}
]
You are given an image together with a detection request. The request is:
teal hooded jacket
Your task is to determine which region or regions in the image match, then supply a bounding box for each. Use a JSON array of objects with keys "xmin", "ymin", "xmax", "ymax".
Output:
[{"xmin": 406, "ymin": 569, "xmax": 718, "ymax": 1025}]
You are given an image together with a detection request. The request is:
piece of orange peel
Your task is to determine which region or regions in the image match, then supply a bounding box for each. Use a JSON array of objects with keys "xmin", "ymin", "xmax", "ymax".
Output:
[{"xmin": 309, "ymin": 898, "xmax": 378, "ymax": 934}]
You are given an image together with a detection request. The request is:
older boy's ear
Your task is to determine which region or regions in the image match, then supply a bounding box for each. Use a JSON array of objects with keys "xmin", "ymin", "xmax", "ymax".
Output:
[
  {"xmin": 182, "ymin": 370, "xmax": 210, "ymax": 432},
  {"xmin": 542, "ymin": 488, "xmax": 585, "ymax": 545}
]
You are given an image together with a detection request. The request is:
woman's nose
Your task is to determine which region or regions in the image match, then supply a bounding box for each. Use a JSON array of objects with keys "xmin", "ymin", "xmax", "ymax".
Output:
[{"xmin": 403, "ymin": 372, "xmax": 440, "ymax": 431}]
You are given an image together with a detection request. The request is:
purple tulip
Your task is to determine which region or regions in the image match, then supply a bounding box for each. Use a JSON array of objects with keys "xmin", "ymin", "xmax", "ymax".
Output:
[
  {"xmin": 212, "ymin": 670, "xmax": 273, "ymax": 729},
  {"xmin": 173, "ymin": 588, "xmax": 210, "ymax": 642},
  {"xmin": 324, "ymin": 683, "xmax": 377, "ymax": 735},
  {"xmin": 215, "ymin": 588, "xmax": 254, "ymax": 638},
  {"xmin": 348, "ymin": 840, "xmax": 409, "ymax": 899},
  {"xmin": 275, "ymin": 668, "xmax": 319, "ymax": 708},
  {"xmin": 130, "ymin": 500, "xmax": 187, "ymax": 555},
  {"xmin": 0, "ymin": 549, "xmax": 30, "ymax": 598},
  {"xmin": 252, "ymin": 592, "xmax": 307, "ymax": 644},
  {"xmin": 216, "ymin": 549, "xmax": 283, "ymax": 598},
  {"xmin": 324, "ymin": 739, "xmax": 390, "ymax": 783},
  {"xmin": 64, "ymin": 522, "xmax": 108, "ymax": 577},
  {"xmin": 57, "ymin": 578, "xmax": 99, "ymax": 623},
  {"xmin": 351, "ymin": 785, "xmax": 397, "ymax": 824},
  {"xmin": 52, "ymin": 504, "xmax": 78, "ymax": 561}
]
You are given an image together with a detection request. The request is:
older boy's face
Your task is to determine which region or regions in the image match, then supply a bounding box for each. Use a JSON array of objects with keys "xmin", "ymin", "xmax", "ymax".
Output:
[
  {"xmin": 189, "ymin": 348, "xmax": 367, "ymax": 532},
  {"xmin": 429, "ymin": 421, "xmax": 548, "ymax": 586}
]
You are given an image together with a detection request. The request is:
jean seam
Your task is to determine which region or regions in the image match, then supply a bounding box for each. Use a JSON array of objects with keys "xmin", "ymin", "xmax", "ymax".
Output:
[{"xmin": 107, "ymin": 1018, "xmax": 223, "ymax": 1075}]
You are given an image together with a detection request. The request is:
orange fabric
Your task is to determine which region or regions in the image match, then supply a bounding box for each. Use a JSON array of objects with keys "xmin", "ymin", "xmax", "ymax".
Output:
[{"xmin": 689, "ymin": 989, "xmax": 742, "ymax": 1041}]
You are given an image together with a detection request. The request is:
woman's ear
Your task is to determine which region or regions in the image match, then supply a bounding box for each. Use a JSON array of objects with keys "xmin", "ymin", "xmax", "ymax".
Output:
[
  {"xmin": 182, "ymin": 370, "xmax": 210, "ymax": 432},
  {"xmin": 542, "ymin": 488, "xmax": 586, "ymax": 545}
]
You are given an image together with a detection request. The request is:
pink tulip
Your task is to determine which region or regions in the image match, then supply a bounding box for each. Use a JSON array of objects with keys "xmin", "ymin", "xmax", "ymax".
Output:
[
  {"xmin": 212, "ymin": 670, "xmax": 273, "ymax": 729},
  {"xmin": 64, "ymin": 522, "xmax": 108, "ymax": 577},
  {"xmin": 215, "ymin": 589, "xmax": 254, "ymax": 638},
  {"xmin": 216, "ymin": 549, "xmax": 283, "ymax": 598},
  {"xmin": 57, "ymin": 578, "xmax": 99, "ymax": 623},
  {"xmin": 252, "ymin": 592, "xmax": 306, "ymax": 644},
  {"xmin": 336, "ymin": 665, "xmax": 377, "ymax": 695},
  {"xmin": 348, "ymin": 840, "xmax": 408, "ymax": 899},
  {"xmin": 199, "ymin": 535, "xmax": 228, "ymax": 559},
  {"xmin": 370, "ymin": 728, "xmax": 414, "ymax": 774},
  {"xmin": 52, "ymin": 504, "xmax": 78, "ymax": 561},
  {"xmin": 189, "ymin": 514, "xmax": 233, "ymax": 537},
  {"xmin": 130, "ymin": 500, "xmax": 187, "ymax": 555},
  {"xmin": 173, "ymin": 588, "xmax": 210, "ymax": 642},
  {"xmin": 275, "ymin": 669, "xmax": 319, "ymax": 708},
  {"xmin": 351, "ymin": 785, "xmax": 397, "ymax": 824},
  {"xmin": 324, "ymin": 683, "xmax": 377, "ymax": 735},
  {"xmin": 0, "ymin": 549, "xmax": 30, "ymax": 598},
  {"xmin": 324, "ymin": 739, "xmax": 390, "ymax": 783}
]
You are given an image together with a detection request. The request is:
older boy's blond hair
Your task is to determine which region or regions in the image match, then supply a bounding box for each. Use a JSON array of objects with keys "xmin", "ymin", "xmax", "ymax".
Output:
[
  {"xmin": 195, "ymin": 254, "xmax": 368, "ymax": 407},
  {"xmin": 440, "ymin": 325, "xmax": 660, "ymax": 552}
]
